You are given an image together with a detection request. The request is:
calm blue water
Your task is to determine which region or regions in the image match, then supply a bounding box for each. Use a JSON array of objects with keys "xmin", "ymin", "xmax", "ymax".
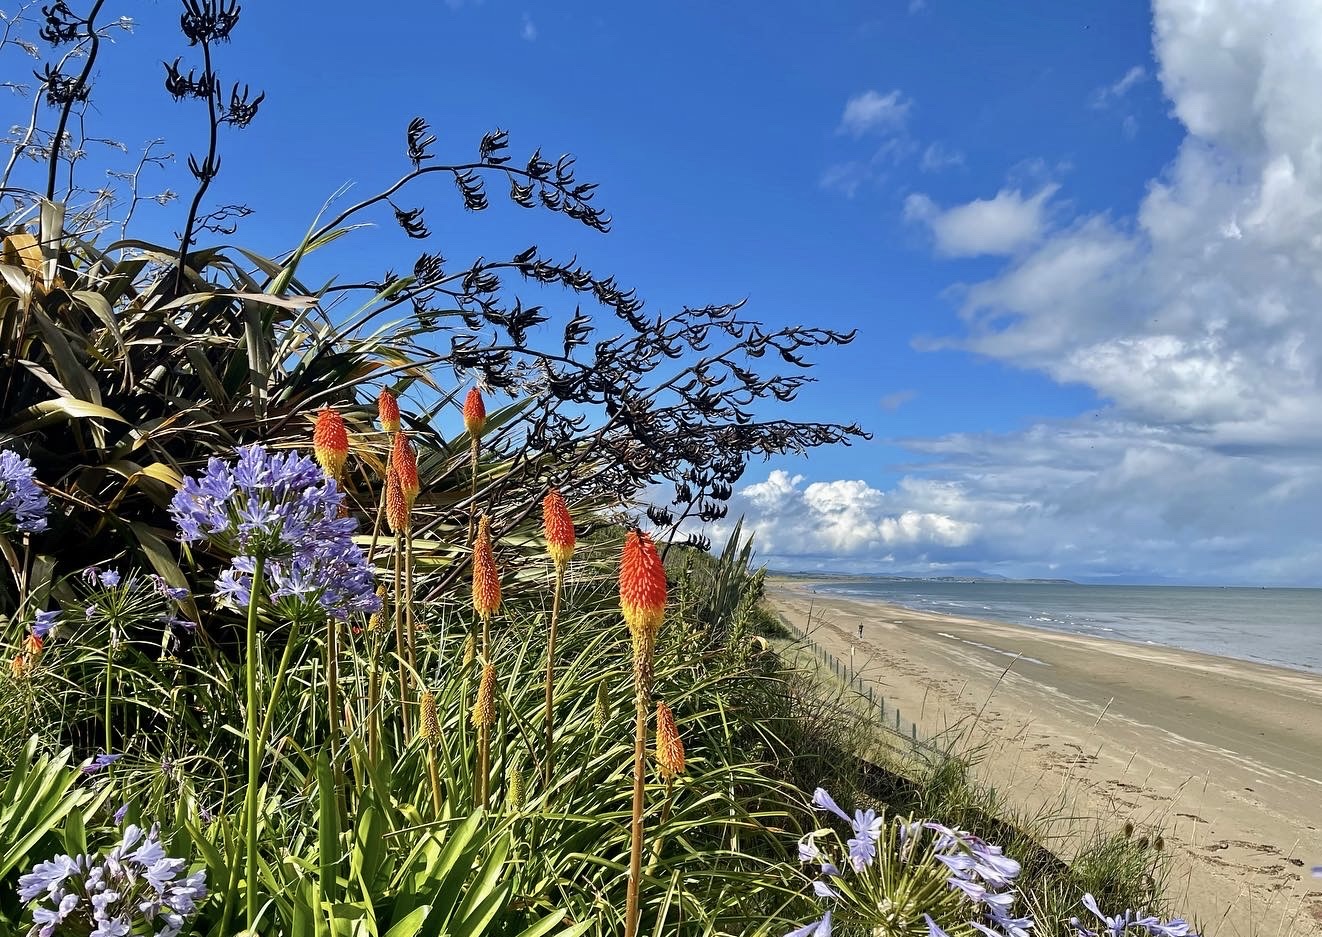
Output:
[{"xmin": 810, "ymin": 579, "xmax": 1322, "ymax": 675}]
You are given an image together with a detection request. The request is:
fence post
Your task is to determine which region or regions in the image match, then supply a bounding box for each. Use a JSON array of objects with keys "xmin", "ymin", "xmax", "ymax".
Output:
[
  {"xmin": 895, "ymin": 709, "xmax": 900, "ymax": 730},
  {"xmin": 912, "ymin": 723, "xmax": 917, "ymax": 742}
]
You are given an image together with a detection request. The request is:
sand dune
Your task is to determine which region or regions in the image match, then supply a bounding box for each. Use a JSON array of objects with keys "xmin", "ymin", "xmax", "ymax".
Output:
[{"xmin": 766, "ymin": 580, "xmax": 1322, "ymax": 937}]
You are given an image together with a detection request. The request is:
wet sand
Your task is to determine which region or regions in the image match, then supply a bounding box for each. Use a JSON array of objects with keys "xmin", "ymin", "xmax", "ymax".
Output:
[{"xmin": 766, "ymin": 580, "xmax": 1322, "ymax": 937}]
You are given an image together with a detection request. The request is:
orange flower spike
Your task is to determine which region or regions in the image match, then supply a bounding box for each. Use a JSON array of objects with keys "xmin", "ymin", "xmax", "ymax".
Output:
[
  {"xmin": 10, "ymin": 654, "xmax": 27, "ymax": 679},
  {"xmin": 542, "ymin": 489, "xmax": 576, "ymax": 570},
  {"xmin": 24, "ymin": 633, "xmax": 42, "ymax": 655},
  {"xmin": 472, "ymin": 663, "xmax": 497, "ymax": 727},
  {"xmin": 313, "ymin": 407, "xmax": 350, "ymax": 480},
  {"xmin": 619, "ymin": 529, "xmax": 666, "ymax": 639},
  {"xmin": 391, "ymin": 432, "xmax": 420, "ymax": 504},
  {"xmin": 463, "ymin": 387, "xmax": 486, "ymax": 438},
  {"xmin": 384, "ymin": 467, "xmax": 410, "ymax": 535},
  {"xmin": 655, "ymin": 700, "xmax": 685, "ymax": 780},
  {"xmin": 471, "ymin": 515, "xmax": 502, "ymax": 620},
  {"xmin": 377, "ymin": 387, "xmax": 401, "ymax": 434}
]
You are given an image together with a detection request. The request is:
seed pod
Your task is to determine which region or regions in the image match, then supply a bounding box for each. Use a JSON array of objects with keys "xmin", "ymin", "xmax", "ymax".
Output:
[{"xmin": 507, "ymin": 764, "xmax": 524, "ymax": 810}]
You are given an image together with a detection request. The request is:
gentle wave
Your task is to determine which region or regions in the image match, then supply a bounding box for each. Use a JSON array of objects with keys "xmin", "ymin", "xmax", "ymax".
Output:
[{"xmin": 811, "ymin": 579, "xmax": 1322, "ymax": 674}]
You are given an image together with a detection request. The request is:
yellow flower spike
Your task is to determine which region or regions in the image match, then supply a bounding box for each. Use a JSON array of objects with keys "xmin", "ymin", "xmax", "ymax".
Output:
[
  {"xmin": 472, "ymin": 664, "xmax": 497, "ymax": 728},
  {"xmin": 655, "ymin": 700, "xmax": 685, "ymax": 780}
]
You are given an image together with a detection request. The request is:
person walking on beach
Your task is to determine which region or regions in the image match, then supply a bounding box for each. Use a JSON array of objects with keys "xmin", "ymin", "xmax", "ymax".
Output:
[{"xmin": 857, "ymin": 622, "xmax": 863, "ymax": 639}]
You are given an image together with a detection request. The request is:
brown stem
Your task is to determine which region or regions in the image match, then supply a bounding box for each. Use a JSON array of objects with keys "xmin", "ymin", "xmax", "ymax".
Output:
[
  {"xmin": 542, "ymin": 565, "xmax": 564, "ymax": 788},
  {"xmin": 624, "ymin": 692, "xmax": 647, "ymax": 937}
]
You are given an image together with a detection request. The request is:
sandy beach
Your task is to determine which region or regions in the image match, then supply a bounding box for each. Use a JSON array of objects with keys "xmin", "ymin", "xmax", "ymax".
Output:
[{"xmin": 766, "ymin": 580, "xmax": 1322, "ymax": 937}]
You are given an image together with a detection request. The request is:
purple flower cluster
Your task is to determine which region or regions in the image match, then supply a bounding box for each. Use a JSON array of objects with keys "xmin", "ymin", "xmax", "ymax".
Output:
[
  {"xmin": 170, "ymin": 445, "xmax": 379, "ymax": 620},
  {"xmin": 0, "ymin": 449, "xmax": 49, "ymax": 535},
  {"xmin": 788, "ymin": 788, "xmax": 1033, "ymax": 937},
  {"xmin": 923, "ymin": 822, "xmax": 1032, "ymax": 937},
  {"xmin": 17, "ymin": 824, "xmax": 206, "ymax": 937},
  {"xmin": 1071, "ymin": 894, "xmax": 1197, "ymax": 937},
  {"xmin": 77, "ymin": 569, "xmax": 193, "ymax": 639}
]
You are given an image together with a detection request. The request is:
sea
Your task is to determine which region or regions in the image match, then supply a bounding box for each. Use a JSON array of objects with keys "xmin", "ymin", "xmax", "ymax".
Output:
[{"xmin": 808, "ymin": 578, "xmax": 1322, "ymax": 675}]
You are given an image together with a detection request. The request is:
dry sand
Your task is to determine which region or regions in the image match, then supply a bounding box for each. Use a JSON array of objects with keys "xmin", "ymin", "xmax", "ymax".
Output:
[{"xmin": 766, "ymin": 580, "xmax": 1322, "ymax": 937}]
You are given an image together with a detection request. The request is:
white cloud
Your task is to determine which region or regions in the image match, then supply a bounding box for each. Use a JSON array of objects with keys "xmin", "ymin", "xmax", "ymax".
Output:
[
  {"xmin": 920, "ymin": 142, "xmax": 965, "ymax": 172},
  {"xmin": 1090, "ymin": 65, "xmax": 1147, "ymax": 108},
  {"xmin": 713, "ymin": 470, "xmax": 977, "ymax": 565},
  {"xmin": 838, "ymin": 89, "xmax": 911, "ymax": 137},
  {"xmin": 854, "ymin": 0, "xmax": 1322, "ymax": 584},
  {"xmin": 880, "ymin": 389, "xmax": 918, "ymax": 411},
  {"xmin": 905, "ymin": 185, "xmax": 1058, "ymax": 257},
  {"xmin": 520, "ymin": 13, "xmax": 536, "ymax": 40}
]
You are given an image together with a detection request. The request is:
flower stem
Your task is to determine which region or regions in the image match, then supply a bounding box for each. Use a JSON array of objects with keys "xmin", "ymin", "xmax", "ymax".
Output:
[
  {"xmin": 477, "ymin": 614, "xmax": 491, "ymax": 808},
  {"xmin": 393, "ymin": 534, "xmax": 410, "ymax": 739},
  {"xmin": 244, "ymin": 558, "xmax": 265, "ymax": 933},
  {"xmin": 624, "ymin": 691, "xmax": 647, "ymax": 937},
  {"xmin": 542, "ymin": 565, "xmax": 564, "ymax": 788},
  {"xmin": 104, "ymin": 634, "xmax": 114, "ymax": 756}
]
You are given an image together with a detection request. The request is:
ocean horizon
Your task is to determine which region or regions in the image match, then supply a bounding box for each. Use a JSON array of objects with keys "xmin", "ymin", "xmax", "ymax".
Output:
[{"xmin": 801, "ymin": 577, "xmax": 1322, "ymax": 675}]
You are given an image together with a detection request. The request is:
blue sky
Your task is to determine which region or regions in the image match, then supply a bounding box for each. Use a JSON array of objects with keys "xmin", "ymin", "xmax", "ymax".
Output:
[{"xmin": 5, "ymin": 1, "xmax": 1321, "ymax": 585}]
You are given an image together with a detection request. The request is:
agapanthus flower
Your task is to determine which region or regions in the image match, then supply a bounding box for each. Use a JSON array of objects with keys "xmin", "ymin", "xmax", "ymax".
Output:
[
  {"xmin": 82, "ymin": 753, "xmax": 122, "ymax": 776},
  {"xmin": 812, "ymin": 787, "xmax": 883, "ymax": 871},
  {"xmin": 170, "ymin": 445, "xmax": 379, "ymax": 620},
  {"xmin": 0, "ymin": 449, "xmax": 49, "ymax": 535},
  {"xmin": 32, "ymin": 610, "xmax": 59, "ymax": 639},
  {"xmin": 1073, "ymin": 894, "xmax": 1196, "ymax": 937},
  {"xmin": 785, "ymin": 910, "xmax": 832, "ymax": 937},
  {"xmin": 19, "ymin": 825, "xmax": 206, "ymax": 937}
]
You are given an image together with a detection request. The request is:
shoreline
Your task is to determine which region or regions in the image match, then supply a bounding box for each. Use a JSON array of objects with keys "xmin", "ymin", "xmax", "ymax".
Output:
[
  {"xmin": 766, "ymin": 579, "xmax": 1322, "ymax": 937},
  {"xmin": 800, "ymin": 581, "xmax": 1322, "ymax": 678}
]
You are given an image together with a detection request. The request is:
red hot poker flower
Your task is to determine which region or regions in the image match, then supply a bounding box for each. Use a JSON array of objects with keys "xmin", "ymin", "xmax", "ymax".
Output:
[
  {"xmin": 313, "ymin": 408, "xmax": 349, "ymax": 479},
  {"xmin": 542, "ymin": 489, "xmax": 575, "ymax": 571},
  {"xmin": 463, "ymin": 388, "xmax": 486, "ymax": 438},
  {"xmin": 472, "ymin": 515, "xmax": 502, "ymax": 621},
  {"xmin": 391, "ymin": 432, "xmax": 420, "ymax": 504},
  {"xmin": 378, "ymin": 388, "xmax": 401, "ymax": 434}
]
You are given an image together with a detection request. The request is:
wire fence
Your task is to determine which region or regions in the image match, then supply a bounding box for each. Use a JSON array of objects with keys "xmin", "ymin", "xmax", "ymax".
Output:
[{"xmin": 778, "ymin": 612, "xmax": 940, "ymax": 758}]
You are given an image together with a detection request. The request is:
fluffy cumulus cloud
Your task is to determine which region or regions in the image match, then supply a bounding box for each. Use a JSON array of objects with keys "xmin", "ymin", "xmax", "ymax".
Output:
[
  {"xmin": 737, "ymin": 0, "xmax": 1322, "ymax": 583},
  {"xmin": 715, "ymin": 470, "xmax": 978, "ymax": 570},
  {"xmin": 904, "ymin": 185, "xmax": 1058, "ymax": 257},
  {"xmin": 838, "ymin": 89, "xmax": 912, "ymax": 136}
]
